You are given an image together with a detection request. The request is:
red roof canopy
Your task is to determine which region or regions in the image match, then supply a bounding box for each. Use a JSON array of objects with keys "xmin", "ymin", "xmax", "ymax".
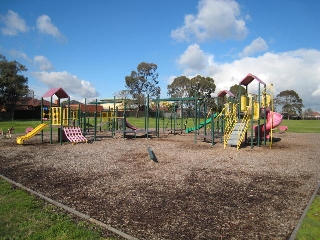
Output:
[
  {"xmin": 42, "ymin": 88, "xmax": 69, "ymax": 99},
  {"xmin": 217, "ymin": 90, "xmax": 235, "ymax": 98},
  {"xmin": 239, "ymin": 73, "xmax": 266, "ymax": 86}
]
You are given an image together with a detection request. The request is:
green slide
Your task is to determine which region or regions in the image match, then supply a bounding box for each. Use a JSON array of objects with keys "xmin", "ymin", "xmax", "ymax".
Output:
[{"xmin": 185, "ymin": 113, "xmax": 218, "ymax": 133}]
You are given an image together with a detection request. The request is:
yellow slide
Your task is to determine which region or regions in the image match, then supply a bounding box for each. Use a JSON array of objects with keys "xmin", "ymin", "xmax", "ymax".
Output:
[{"xmin": 16, "ymin": 123, "xmax": 48, "ymax": 145}]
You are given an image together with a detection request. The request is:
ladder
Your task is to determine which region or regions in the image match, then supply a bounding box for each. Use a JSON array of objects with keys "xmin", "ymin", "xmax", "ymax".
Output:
[{"xmin": 225, "ymin": 108, "xmax": 250, "ymax": 149}]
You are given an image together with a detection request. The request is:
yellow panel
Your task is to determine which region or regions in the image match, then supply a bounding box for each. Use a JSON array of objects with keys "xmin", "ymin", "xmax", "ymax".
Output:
[
  {"xmin": 51, "ymin": 107, "xmax": 61, "ymax": 125},
  {"xmin": 261, "ymin": 94, "xmax": 271, "ymax": 108},
  {"xmin": 62, "ymin": 108, "xmax": 69, "ymax": 125},
  {"xmin": 240, "ymin": 95, "xmax": 247, "ymax": 112},
  {"xmin": 253, "ymin": 102, "xmax": 260, "ymax": 120}
]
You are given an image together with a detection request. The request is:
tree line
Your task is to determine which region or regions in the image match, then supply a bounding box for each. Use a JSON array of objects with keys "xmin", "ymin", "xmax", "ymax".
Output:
[{"xmin": 0, "ymin": 55, "xmax": 311, "ymax": 120}]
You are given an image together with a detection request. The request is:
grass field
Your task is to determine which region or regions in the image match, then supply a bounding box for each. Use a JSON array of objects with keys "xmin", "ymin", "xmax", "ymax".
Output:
[
  {"xmin": 0, "ymin": 118, "xmax": 319, "ymax": 239},
  {"xmin": 296, "ymin": 195, "xmax": 320, "ymax": 240},
  {"xmin": 0, "ymin": 178, "xmax": 112, "ymax": 239},
  {"xmin": 1, "ymin": 118, "xmax": 320, "ymax": 135}
]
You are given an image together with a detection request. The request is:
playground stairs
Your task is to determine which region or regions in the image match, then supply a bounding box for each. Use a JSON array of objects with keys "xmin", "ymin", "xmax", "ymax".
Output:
[
  {"xmin": 227, "ymin": 123, "xmax": 244, "ymax": 146},
  {"xmin": 224, "ymin": 111, "xmax": 250, "ymax": 149}
]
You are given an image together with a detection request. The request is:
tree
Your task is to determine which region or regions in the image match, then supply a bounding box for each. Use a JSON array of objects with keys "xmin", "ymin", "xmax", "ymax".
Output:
[
  {"xmin": 189, "ymin": 75, "xmax": 216, "ymax": 110},
  {"xmin": 167, "ymin": 76, "xmax": 191, "ymax": 98},
  {"xmin": 125, "ymin": 62, "xmax": 161, "ymax": 117},
  {"xmin": 167, "ymin": 75, "xmax": 217, "ymax": 112},
  {"xmin": 114, "ymin": 90, "xmax": 131, "ymax": 100},
  {"xmin": 0, "ymin": 54, "xmax": 29, "ymax": 120},
  {"xmin": 229, "ymin": 84, "xmax": 246, "ymax": 99},
  {"xmin": 274, "ymin": 90, "xmax": 304, "ymax": 119}
]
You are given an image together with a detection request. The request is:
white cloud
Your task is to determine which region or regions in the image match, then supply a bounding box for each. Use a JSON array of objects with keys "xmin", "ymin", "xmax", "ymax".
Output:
[
  {"xmin": 167, "ymin": 75, "xmax": 176, "ymax": 85},
  {"xmin": 31, "ymin": 71, "xmax": 99, "ymax": 98},
  {"xmin": 0, "ymin": 10, "xmax": 29, "ymax": 36},
  {"xmin": 239, "ymin": 37, "xmax": 268, "ymax": 57},
  {"xmin": 34, "ymin": 56, "xmax": 54, "ymax": 71},
  {"xmin": 36, "ymin": 15, "xmax": 67, "ymax": 42},
  {"xmin": 171, "ymin": 0, "xmax": 248, "ymax": 42},
  {"xmin": 9, "ymin": 49, "xmax": 32, "ymax": 63},
  {"xmin": 312, "ymin": 85, "xmax": 320, "ymax": 97},
  {"xmin": 177, "ymin": 44, "xmax": 209, "ymax": 75},
  {"xmin": 175, "ymin": 45, "xmax": 320, "ymax": 111}
]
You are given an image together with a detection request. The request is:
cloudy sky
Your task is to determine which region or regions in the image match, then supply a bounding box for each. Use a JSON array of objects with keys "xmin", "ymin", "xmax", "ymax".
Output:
[{"xmin": 1, "ymin": 0, "xmax": 319, "ymax": 111}]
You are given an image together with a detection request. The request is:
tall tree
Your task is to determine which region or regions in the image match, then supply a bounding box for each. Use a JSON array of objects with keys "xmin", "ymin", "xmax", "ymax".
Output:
[
  {"xmin": 274, "ymin": 90, "xmax": 304, "ymax": 119},
  {"xmin": 229, "ymin": 84, "xmax": 246, "ymax": 99},
  {"xmin": 190, "ymin": 75, "xmax": 216, "ymax": 110},
  {"xmin": 125, "ymin": 62, "xmax": 161, "ymax": 117},
  {"xmin": 189, "ymin": 75, "xmax": 216, "ymax": 98},
  {"xmin": 167, "ymin": 76, "xmax": 191, "ymax": 98},
  {"xmin": 0, "ymin": 54, "xmax": 29, "ymax": 120}
]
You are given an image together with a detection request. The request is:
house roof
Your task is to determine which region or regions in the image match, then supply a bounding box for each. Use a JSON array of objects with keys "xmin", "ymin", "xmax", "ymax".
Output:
[
  {"xmin": 239, "ymin": 73, "xmax": 266, "ymax": 86},
  {"xmin": 17, "ymin": 97, "xmax": 53, "ymax": 107},
  {"xmin": 42, "ymin": 88, "xmax": 69, "ymax": 99}
]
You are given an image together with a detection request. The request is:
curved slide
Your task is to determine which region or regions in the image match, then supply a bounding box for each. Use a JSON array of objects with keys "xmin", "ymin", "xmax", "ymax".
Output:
[
  {"xmin": 125, "ymin": 120, "xmax": 138, "ymax": 131},
  {"xmin": 16, "ymin": 123, "xmax": 48, "ymax": 144},
  {"xmin": 254, "ymin": 111, "xmax": 282, "ymax": 139}
]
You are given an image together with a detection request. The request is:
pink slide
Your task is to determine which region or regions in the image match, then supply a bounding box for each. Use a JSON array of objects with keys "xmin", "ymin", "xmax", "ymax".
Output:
[
  {"xmin": 125, "ymin": 120, "xmax": 138, "ymax": 131},
  {"xmin": 254, "ymin": 110, "xmax": 283, "ymax": 139}
]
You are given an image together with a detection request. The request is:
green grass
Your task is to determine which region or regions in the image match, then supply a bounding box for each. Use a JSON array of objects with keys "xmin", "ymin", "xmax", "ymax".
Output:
[
  {"xmin": 1, "ymin": 118, "xmax": 320, "ymax": 134},
  {"xmin": 0, "ymin": 178, "xmax": 111, "ymax": 239},
  {"xmin": 281, "ymin": 120, "xmax": 320, "ymax": 133},
  {"xmin": 296, "ymin": 196, "xmax": 320, "ymax": 240}
]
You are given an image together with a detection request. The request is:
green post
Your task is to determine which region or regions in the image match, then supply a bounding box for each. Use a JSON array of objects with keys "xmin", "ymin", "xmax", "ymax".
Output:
[
  {"xmin": 204, "ymin": 100, "xmax": 207, "ymax": 136},
  {"xmin": 194, "ymin": 92, "xmax": 197, "ymax": 144},
  {"xmin": 123, "ymin": 112, "xmax": 126, "ymax": 139},
  {"xmin": 41, "ymin": 98, "xmax": 44, "ymax": 143},
  {"xmin": 94, "ymin": 98, "xmax": 97, "ymax": 141},
  {"xmin": 50, "ymin": 96, "xmax": 53, "ymax": 144},
  {"xmin": 68, "ymin": 97, "xmax": 71, "ymax": 126},
  {"xmin": 180, "ymin": 102, "xmax": 183, "ymax": 133},
  {"xmin": 263, "ymin": 85, "xmax": 267, "ymax": 145},
  {"xmin": 60, "ymin": 98, "xmax": 63, "ymax": 145},
  {"xmin": 77, "ymin": 104, "xmax": 80, "ymax": 127},
  {"xmin": 146, "ymin": 94, "xmax": 149, "ymax": 139},
  {"xmin": 83, "ymin": 98, "xmax": 86, "ymax": 133},
  {"xmin": 113, "ymin": 96, "xmax": 116, "ymax": 137},
  {"xmin": 211, "ymin": 113, "xmax": 214, "ymax": 146},
  {"xmin": 257, "ymin": 85, "xmax": 261, "ymax": 147},
  {"xmin": 251, "ymin": 101, "xmax": 254, "ymax": 149}
]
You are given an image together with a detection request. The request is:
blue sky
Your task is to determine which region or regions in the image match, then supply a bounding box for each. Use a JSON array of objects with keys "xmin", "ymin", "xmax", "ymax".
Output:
[{"xmin": 1, "ymin": 0, "xmax": 320, "ymax": 111}]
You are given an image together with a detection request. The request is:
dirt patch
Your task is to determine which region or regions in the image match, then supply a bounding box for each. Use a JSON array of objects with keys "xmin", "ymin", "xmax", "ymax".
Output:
[{"xmin": 1, "ymin": 131, "xmax": 320, "ymax": 239}]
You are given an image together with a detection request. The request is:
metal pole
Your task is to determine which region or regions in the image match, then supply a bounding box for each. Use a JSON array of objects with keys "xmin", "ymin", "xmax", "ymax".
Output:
[{"xmin": 94, "ymin": 99, "xmax": 97, "ymax": 141}]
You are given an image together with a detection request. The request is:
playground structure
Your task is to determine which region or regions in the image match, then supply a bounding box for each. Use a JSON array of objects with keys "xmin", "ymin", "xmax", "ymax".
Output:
[
  {"xmin": 221, "ymin": 73, "xmax": 286, "ymax": 149},
  {"xmin": 88, "ymin": 96, "xmax": 154, "ymax": 140},
  {"xmin": 153, "ymin": 73, "xmax": 286, "ymax": 149},
  {"xmin": 16, "ymin": 88, "xmax": 87, "ymax": 145},
  {"xmin": 1, "ymin": 126, "xmax": 15, "ymax": 139},
  {"xmin": 15, "ymin": 73, "xmax": 286, "ymax": 149},
  {"xmin": 153, "ymin": 94, "xmax": 223, "ymax": 145}
]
